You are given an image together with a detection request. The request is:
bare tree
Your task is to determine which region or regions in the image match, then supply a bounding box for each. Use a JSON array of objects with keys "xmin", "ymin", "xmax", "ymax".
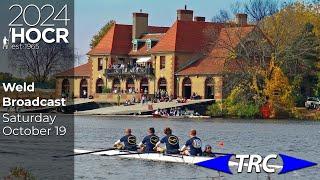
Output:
[
  {"xmin": 8, "ymin": 33, "xmax": 74, "ymax": 82},
  {"xmin": 212, "ymin": 0, "xmax": 279, "ymax": 23},
  {"xmin": 212, "ymin": 10, "xmax": 231, "ymax": 23},
  {"xmin": 244, "ymin": 0, "xmax": 279, "ymax": 22},
  {"xmin": 204, "ymin": 24, "xmax": 273, "ymax": 102}
]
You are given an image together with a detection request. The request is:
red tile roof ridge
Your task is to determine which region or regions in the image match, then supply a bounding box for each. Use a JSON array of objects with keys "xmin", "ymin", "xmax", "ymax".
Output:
[{"xmin": 55, "ymin": 62, "xmax": 91, "ymax": 77}]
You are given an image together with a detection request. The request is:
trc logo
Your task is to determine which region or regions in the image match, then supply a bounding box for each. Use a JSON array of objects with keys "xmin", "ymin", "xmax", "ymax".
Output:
[
  {"xmin": 236, "ymin": 154, "xmax": 278, "ymax": 173},
  {"xmin": 196, "ymin": 153, "xmax": 317, "ymax": 175}
]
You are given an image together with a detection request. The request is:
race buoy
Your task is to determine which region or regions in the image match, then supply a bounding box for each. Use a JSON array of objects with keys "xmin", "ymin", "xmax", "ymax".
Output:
[{"xmin": 218, "ymin": 141, "xmax": 224, "ymax": 148}]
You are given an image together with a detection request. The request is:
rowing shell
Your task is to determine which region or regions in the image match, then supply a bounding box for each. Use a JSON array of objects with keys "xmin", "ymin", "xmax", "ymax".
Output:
[
  {"xmin": 74, "ymin": 149, "xmax": 242, "ymax": 166},
  {"xmin": 74, "ymin": 149, "xmax": 283, "ymax": 170}
]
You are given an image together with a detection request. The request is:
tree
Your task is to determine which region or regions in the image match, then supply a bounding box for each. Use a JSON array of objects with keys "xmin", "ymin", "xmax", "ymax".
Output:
[
  {"xmin": 211, "ymin": 0, "xmax": 280, "ymax": 23},
  {"xmin": 264, "ymin": 65, "xmax": 294, "ymax": 116},
  {"xmin": 90, "ymin": 20, "xmax": 115, "ymax": 48},
  {"xmin": 244, "ymin": 0, "xmax": 280, "ymax": 22},
  {"xmin": 8, "ymin": 33, "xmax": 73, "ymax": 83},
  {"xmin": 280, "ymin": 23, "xmax": 320, "ymax": 76},
  {"xmin": 260, "ymin": 2, "xmax": 320, "ymax": 95},
  {"xmin": 212, "ymin": 10, "xmax": 231, "ymax": 23}
]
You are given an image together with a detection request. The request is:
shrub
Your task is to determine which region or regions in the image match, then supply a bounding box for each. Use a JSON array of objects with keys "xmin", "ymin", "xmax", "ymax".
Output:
[
  {"xmin": 206, "ymin": 101, "xmax": 226, "ymax": 117},
  {"xmin": 233, "ymin": 103, "xmax": 260, "ymax": 118},
  {"xmin": 102, "ymin": 86, "xmax": 111, "ymax": 93},
  {"xmin": 207, "ymin": 86, "xmax": 260, "ymax": 118},
  {"xmin": 7, "ymin": 167, "xmax": 35, "ymax": 180}
]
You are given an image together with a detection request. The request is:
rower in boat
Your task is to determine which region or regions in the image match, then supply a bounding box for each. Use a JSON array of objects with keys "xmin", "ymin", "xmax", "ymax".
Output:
[
  {"xmin": 114, "ymin": 128, "xmax": 137, "ymax": 151},
  {"xmin": 138, "ymin": 127, "xmax": 159, "ymax": 153},
  {"xmin": 202, "ymin": 145, "xmax": 215, "ymax": 157},
  {"xmin": 180, "ymin": 129, "xmax": 202, "ymax": 156},
  {"xmin": 154, "ymin": 127, "xmax": 180, "ymax": 154}
]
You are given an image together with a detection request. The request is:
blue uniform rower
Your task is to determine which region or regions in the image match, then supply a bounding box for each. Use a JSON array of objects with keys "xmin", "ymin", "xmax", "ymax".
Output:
[
  {"xmin": 138, "ymin": 127, "xmax": 159, "ymax": 153},
  {"xmin": 180, "ymin": 129, "xmax": 202, "ymax": 156},
  {"xmin": 114, "ymin": 128, "xmax": 137, "ymax": 151},
  {"xmin": 155, "ymin": 127, "xmax": 180, "ymax": 154}
]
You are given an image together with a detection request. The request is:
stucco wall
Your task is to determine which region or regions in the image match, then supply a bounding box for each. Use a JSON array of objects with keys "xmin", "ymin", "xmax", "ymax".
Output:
[{"xmin": 177, "ymin": 75, "xmax": 223, "ymax": 100}]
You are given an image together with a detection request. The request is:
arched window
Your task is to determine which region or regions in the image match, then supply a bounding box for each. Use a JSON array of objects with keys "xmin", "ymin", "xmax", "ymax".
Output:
[
  {"xmin": 140, "ymin": 78, "xmax": 149, "ymax": 94},
  {"xmin": 80, "ymin": 79, "xmax": 88, "ymax": 98},
  {"xmin": 126, "ymin": 78, "xmax": 135, "ymax": 92},
  {"xmin": 61, "ymin": 79, "xmax": 70, "ymax": 97},
  {"xmin": 158, "ymin": 78, "xmax": 167, "ymax": 91},
  {"xmin": 112, "ymin": 78, "xmax": 121, "ymax": 91},
  {"xmin": 182, "ymin": 77, "xmax": 192, "ymax": 99},
  {"xmin": 96, "ymin": 78, "xmax": 104, "ymax": 93},
  {"xmin": 205, "ymin": 78, "xmax": 214, "ymax": 99}
]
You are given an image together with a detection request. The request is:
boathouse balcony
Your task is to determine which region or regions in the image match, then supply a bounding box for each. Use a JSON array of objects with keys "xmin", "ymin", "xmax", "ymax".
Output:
[{"xmin": 105, "ymin": 66, "xmax": 154, "ymax": 77}]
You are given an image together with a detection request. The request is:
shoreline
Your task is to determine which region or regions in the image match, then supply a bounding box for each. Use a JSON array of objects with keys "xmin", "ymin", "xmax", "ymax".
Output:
[{"xmin": 72, "ymin": 113, "xmax": 320, "ymax": 121}]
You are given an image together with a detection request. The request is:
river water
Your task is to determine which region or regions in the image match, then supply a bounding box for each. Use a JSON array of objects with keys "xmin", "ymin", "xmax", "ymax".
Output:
[{"xmin": 75, "ymin": 116, "xmax": 320, "ymax": 180}]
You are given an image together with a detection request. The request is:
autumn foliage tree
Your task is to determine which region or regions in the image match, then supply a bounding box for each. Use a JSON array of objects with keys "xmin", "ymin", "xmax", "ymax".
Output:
[{"xmin": 264, "ymin": 63, "xmax": 294, "ymax": 117}]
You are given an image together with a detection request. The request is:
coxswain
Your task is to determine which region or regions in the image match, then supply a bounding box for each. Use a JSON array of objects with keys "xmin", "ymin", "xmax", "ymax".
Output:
[
  {"xmin": 155, "ymin": 127, "xmax": 180, "ymax": 154},
  {"xmin": 114, "ymin": 128, "xmax": 137, "ymax": 151},
  {"xmin": 180, "ymin": 129, "xmax": 202, "ymax": 156},
  {"xmin": 202, "ymin": 145, "xmax": 215, "ymax": 157},
  {"xmin": 138, "ymin": 127, "xmax": 159, "ymax": 153}
]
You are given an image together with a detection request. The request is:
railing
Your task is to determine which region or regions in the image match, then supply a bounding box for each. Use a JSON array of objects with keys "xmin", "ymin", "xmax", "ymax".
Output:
[{"xmin": 105, "ymin": 67, "xmax": 154, "ymax": 77}]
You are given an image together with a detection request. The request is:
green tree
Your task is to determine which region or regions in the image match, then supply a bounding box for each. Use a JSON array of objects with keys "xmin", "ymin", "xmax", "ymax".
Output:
[
  {"xmin": 280, "ymin": 23, "xmax": 320, "ymax": 76},
  {"xmin": 90, "ymin": 20, "xmax": 116, "ymax": 48}
]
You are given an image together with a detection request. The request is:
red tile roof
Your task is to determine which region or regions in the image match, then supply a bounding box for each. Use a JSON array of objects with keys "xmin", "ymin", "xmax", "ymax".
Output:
[
  {"xmin": 148, "ymin": 26, "xmax": 169, "ymax": 34},
  {"xmin": 55, "ymin": 63, "xmax": 91, "ymax": 77},
  {"xmin": 177, "ymin": 26, "xmax": 256, "ymax": 75},
  {"xmin": 88, "ymin": 24, "xmax": 132, "ymax": 55},
  {"xmin": 88, "ymin": 24, "xmax": 169, "ymax": 55},
  {"xmin": 140, "ymin": 33, "xmax": 164, "ymax": 40},
  {"xmin": 151, "ymin": 21, "xmax": 225, "ymax": 53}
]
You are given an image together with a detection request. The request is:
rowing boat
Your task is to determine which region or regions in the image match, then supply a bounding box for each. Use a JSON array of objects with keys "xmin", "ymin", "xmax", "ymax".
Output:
[
  {"xmin": 74, "ymin": 149, "xmax": 283, "ymax": 170},
  {"xmin": 74, "ymin": 149, "xmax": 240, "ymax": 166}
]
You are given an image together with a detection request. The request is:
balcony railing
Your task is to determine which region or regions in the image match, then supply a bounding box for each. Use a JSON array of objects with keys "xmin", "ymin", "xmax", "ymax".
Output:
[{"xmin": 105, "ymin": 67, "xmax": 154, "ymax": 77}]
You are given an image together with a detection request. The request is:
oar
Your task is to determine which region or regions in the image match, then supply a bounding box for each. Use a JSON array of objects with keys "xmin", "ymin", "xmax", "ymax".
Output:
[
  {"xmin": 212, "ymin": 152, "xmax": 235, "ymax": 156},
  {"xmin": 100, "ymin": 152, "xmax": 143, "ymax": 157},
  {"xmin": 53, "ymin": 148, "xmax": 116, "ymax": 158}
]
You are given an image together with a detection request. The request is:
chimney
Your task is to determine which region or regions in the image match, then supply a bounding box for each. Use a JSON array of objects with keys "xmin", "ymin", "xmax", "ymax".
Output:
[
  {"xmin": 132, "ymin": 12, "xmax": 148, "ymax": 39},
  {"xmin": 235, "ymin": 13, "xmax": 247, "ymax": 25},
  {"xmin": 194, "ymin": 16, "xmax": 205, "ymax": 22},
  {"xmin": 177, "ymin": 5, "xmax": 193, "ymax": 21}
]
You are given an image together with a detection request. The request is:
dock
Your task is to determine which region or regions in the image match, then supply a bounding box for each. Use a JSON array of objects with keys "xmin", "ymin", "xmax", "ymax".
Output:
[{"xmin": 75, "ymin": 99, "xmax": 214, "ymax": 115}]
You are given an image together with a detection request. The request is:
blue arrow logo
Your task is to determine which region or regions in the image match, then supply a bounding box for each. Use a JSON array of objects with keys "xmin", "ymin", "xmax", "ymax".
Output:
[
  {"xmin": 195, "ymin": 154, "xmax": 233, "ymax": 174},
  {"xmin": 278, "ymin": 154, "xmax": 317, "ymax": 174}
]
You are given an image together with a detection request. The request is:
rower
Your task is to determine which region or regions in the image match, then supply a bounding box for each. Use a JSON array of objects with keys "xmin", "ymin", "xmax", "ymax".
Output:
[
  {"xmin": 155, "ymin": 127, "xmax": 180, "ymax": 154},
  {"xmin": 180, "ymin": 129, "xmax": 202, "ymax": 156},
  {"xmin": 138, "ymin": 127, "xmax": 159, "ymax": 153},
  {"xmin": 114, "ymin": 128, "xmax": 137, "ymax": 151},
  {"xmin": 202, "ymin": 145, "xmax": 215, "ymax": 157}
]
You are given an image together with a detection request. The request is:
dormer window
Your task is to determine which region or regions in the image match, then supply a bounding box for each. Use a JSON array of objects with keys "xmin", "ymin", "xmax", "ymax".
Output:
[
  {"xmin": 132, "ymin": 40, "xmax": 138, "ymax": 52},
  {"xmin": 146, "ymin": 39, "xmax": 152, "ymax": 50}
]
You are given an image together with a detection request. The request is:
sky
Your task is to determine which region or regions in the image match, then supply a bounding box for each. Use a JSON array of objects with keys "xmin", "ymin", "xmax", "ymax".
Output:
[
  {"xmin": 74, "ymin": 0, "xmax": 238, "ymax": 65},
  {"xmin": 74, "ymin": 0, "xmax": 313, "ymax": 65}
]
